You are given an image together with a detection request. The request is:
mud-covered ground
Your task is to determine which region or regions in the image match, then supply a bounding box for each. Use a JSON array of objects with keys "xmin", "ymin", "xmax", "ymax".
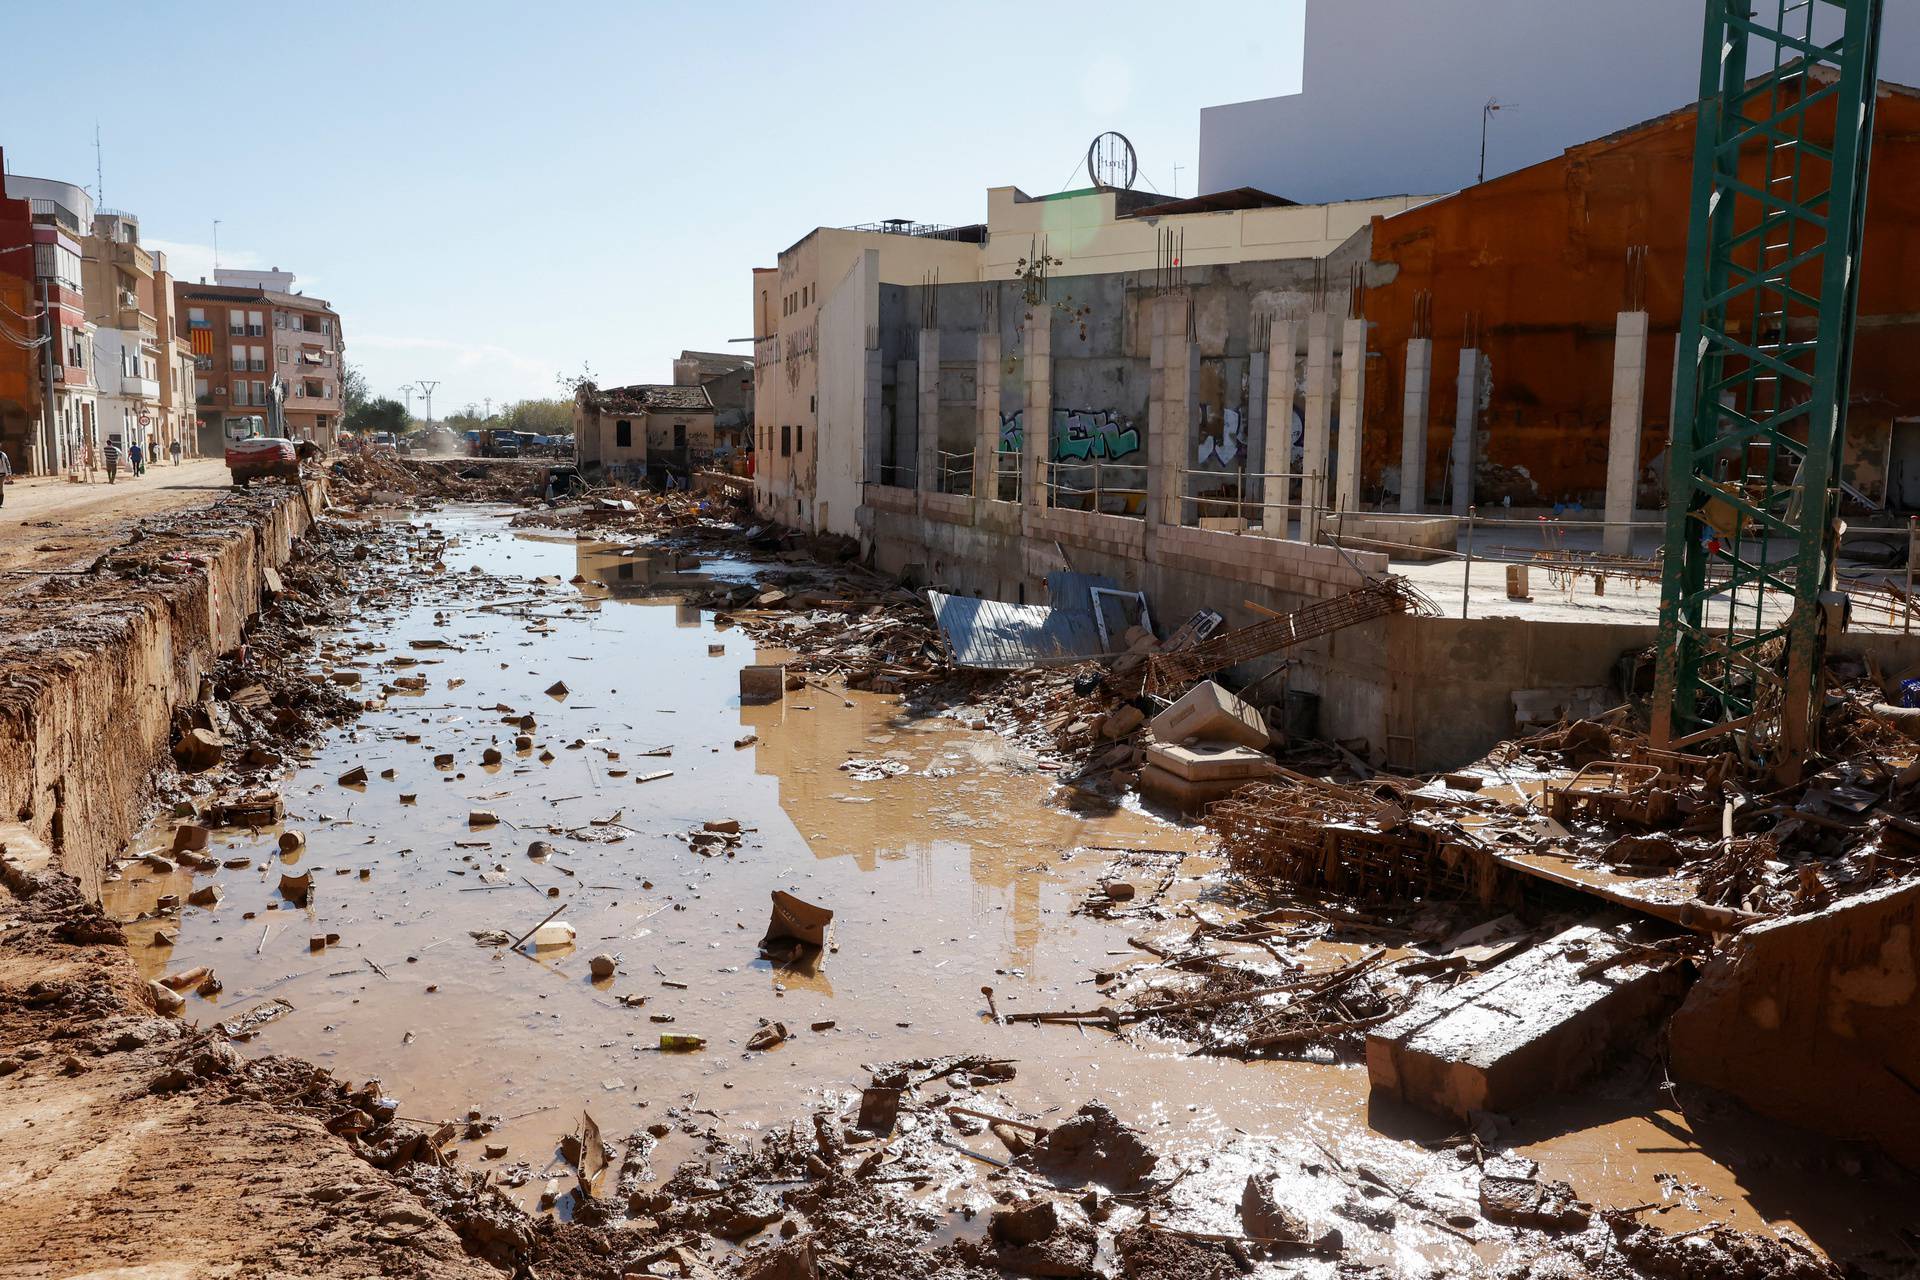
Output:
[{"xmin": 4, "ymin": 462, "xmax": 1916, "ymax": 1280}]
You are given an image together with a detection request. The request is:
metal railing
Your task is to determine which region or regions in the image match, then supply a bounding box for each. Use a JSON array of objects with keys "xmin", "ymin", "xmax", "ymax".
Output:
[
  {"xmin": 876, "ymin": 462, "xmax": 917, "ymax": 487},
  {"xmin": 990, "ymin": 449, "xmax": 1022, "ymax": 503},
  {"xmin": 1179, "ymin": 468, "xmax": 1325, "ymax": 536},
  {"xmin": 934, "ymin": 447, "xmax": 974, "ymax": 495},
  {"xmin": 1044, "ymin": 459, "xmax": 1148, "ymax": 516}
]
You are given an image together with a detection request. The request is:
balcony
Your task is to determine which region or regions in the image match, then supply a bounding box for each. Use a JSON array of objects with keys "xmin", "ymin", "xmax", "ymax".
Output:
[
  {"xmin": 120, "ymin": 373, "xmax": 160, "ymax": 400},
  {"xmin": 110, "ymin": 241, "xmax": 155, "ymax": 276}
]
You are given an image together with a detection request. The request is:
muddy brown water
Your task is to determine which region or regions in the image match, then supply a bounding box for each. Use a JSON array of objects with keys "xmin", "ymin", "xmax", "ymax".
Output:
[{"xmin": 101, "ymin": 509, "xmax": 1912, "ymax": 1264}]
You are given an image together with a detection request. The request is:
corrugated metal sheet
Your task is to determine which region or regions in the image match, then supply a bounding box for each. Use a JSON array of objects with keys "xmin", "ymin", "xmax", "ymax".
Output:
[{"xmin": 928, "ymin": 592, "xmax": 1106, "ymax": 669}]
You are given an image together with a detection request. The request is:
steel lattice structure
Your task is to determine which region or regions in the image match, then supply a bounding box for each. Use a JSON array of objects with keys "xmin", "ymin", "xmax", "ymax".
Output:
[{"xmin": 1651, "ymin": 0, "xmax": 1885, "ymax": 772}]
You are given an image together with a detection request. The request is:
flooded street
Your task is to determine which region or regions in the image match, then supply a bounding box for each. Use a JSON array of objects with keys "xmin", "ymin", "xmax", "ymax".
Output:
[{"xmin": 96, "ymin": 506, "xmax": 1916, "ymax": 1270}]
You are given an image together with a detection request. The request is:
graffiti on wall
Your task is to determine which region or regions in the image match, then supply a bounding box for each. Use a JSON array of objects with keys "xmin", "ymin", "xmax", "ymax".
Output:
[
  {"xmin": 1053, "ymin": 408, "xmax": 1140, "ymax": 462},
  {"xmin": 1196, "ymin": 406, "xmax": 1246, "ymax": 466},
  {"xmin": 998, "ymin": 408, "xmax": 1142, "ymax": 462}
]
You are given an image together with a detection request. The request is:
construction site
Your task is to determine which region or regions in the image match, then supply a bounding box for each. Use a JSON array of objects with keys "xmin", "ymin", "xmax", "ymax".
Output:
[{"xmin": 3, "ymin": 3, "xmax": 1920, "ymax": 1280}]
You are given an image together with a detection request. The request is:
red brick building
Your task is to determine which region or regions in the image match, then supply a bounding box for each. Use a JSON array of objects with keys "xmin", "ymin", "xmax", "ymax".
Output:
[{"xmin": 173, "ymin": 280, "xmax": 345, "ymax": 454}]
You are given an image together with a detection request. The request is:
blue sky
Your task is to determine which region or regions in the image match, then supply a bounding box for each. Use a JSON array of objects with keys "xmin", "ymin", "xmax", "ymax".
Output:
[{"xmin": 0, "ymin": 1, "xmax": 1303, "ymax": 410}]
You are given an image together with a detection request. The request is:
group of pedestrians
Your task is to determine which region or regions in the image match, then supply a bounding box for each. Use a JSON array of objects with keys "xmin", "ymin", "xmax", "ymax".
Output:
[{"xmin": 0, "ymin": 437, "xmax": 188, "ymax": 499}]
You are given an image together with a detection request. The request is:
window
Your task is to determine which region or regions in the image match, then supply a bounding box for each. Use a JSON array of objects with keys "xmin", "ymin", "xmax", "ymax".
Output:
[
  {"xmin": 188, "ymin": 307, "xmax": 208, "ymax": 329},
  {"xmin": 194, "ymin": 354, "xmax": 212, "ymax": 372},
  {"xmin": 796, "ymin": 425, "xmax": 804, "ymax": 452},
  {"xmin": 274, "ymin": 313, "xmax": 287, "ymax": 329},
  {"xmin": 809, "ymin": 395, "xmax": 815, "ymax": 414},
  {"xmin": 66, "ymin": 329, "xmax": 84, "ymax": 367},
  {"xmin": 250, "ymin": 345, "xmax": 266, "ymax": 371},
  {"xmin": 780, "ymin": 424, "xmax": 791, "ymax": 457},
  {"xmin": 615, "ymin": 419, "xmax": 632, "ymax": 449},
  {"xmin": 232, "ymin": 382, "xmax": 248, "ymax": 406},
  {"xmin": 253, "ymin": 380, "xmax": 267, "ymax": 405},
  {"xmin": 277, "ymin": 346, "xmax": 288, "ymax": 365},
  {"xmin": 195, "ymin": 377, "xmax": 209, "ymax": 400},
  {"xmin": 232, "ymin": 346, "xmax": 247, "ymax": 371},
  {"xmin": 247, "ymin": 310, "xmax": 265, "ymax": 336},
  {"xmin": 673, "ymin": 422, "xmax": 686, "ymax": 448},
  {"xmin": 304, "ymin": 379, "xmax": 322, "ymax": 398},
  {"xmin": 228, "ymin": 310, "xmax": 245, "ymax": 335}
]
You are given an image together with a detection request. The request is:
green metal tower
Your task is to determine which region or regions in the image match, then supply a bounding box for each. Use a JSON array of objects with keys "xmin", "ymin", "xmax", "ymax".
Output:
[{"xmin": 1652, "ymin": 0, "xmax": 1885, "ymax": 773}]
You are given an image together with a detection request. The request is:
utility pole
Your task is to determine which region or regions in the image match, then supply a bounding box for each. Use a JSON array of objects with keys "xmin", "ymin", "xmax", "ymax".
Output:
[
  {"xmin": 398, "ymin": 383, "xmax": 414, "ymax": 419},
  {"xmin": 483, "ymin": 396, "xmax": 491, "ymax": 421},
  {"xmin": 416, "ymin": 379, "xmax": 439, "ymax": 427},
  {"xmin": 212, "ymin": 220, "xmax": 221, "ymax": 274}
]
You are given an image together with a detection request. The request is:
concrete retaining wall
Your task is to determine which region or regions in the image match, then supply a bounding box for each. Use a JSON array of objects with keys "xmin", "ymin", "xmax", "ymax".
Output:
[{"xmin": 0, "ymin": 479, "xmax": 325, "ymax": 901}]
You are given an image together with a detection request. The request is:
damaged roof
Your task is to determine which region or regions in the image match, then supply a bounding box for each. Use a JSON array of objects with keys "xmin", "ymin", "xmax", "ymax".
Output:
[{"xmin": 583, "ymin": 383, "xmax": 714, "ymax": 413}]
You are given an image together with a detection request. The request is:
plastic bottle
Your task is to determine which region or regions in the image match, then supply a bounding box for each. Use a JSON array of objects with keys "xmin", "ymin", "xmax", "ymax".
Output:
[{"xmin": 659, "ymin": 1033, "xmax": 706, "ymax": 1052}]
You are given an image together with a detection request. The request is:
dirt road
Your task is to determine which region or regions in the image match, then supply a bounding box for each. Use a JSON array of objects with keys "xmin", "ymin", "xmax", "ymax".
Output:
[{"xmin": 0, "ymin": 457, "xmax": 235, "ymax": 572}]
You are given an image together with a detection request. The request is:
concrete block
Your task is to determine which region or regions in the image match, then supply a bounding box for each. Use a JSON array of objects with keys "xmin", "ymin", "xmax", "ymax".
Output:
[
  {"xmin": 1332, "ymin": 515, "xmax": 1457, "ymax": 560},
  {"xmin": 1144, "ymin": 741, "xmax": 1279, "ymax": 783},
  {"xmin": 739, "ymin": 665, "xmax": 785, "ymax": 705},
  {"xmin": 1366, "ymin": 922, "xmax": 1686, "ymax": 1120},
  {"xmin": 1139, "ymin": 762, "xmax": 1258, "ymax": 811},
  {"xmin": 1149, "ymin": 680, "xmax": 1270, "ymax": 749},
  {"xmin": 1670, "ymin": 879, "xmax": 1920, "ymax": 1169}
]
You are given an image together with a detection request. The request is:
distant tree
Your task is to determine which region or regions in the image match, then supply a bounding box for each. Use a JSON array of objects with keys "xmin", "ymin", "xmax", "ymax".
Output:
[
  {"xmin": 344, "ymin": 396, "xmax": 409, "ymax": 435},
  {"xmin": 443, "ymin": 409, "xmax": 484, "ymax": 433},
  {"xmin": 341, "ymin": 364, "xmax": 371, "ymax": 419},
  {"xmin": 502, "ymin": 398, "xmax": 572, "ymax": 435}
]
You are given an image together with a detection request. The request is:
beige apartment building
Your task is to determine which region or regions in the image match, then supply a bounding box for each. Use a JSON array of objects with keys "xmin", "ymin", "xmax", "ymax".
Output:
[
  {"xmin": 151, "ymin": 260, "xmax": 198, "ymax": 459},
  {"xmin": 750, "ymin": 186, "xmax": 1432, "ymax": 540},
  {"xmin": 174, "ymin": 271, "xmax": 345, "ymax": 453},
  {"xmin": 79, "ymin": 209, "xmax": 166, "ymax": 460}
]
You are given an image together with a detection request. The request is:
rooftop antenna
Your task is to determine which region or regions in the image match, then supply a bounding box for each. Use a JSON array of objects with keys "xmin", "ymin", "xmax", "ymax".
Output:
[
  {"xmin": 213, "ymin": 220, "xmax": 221, "ymax": 272},
  {"xmin": 94, "ymin": 122, "xmax": 102, "ymax": 208},
  {"xmin": 1478, "ymin": 99, "xmax": 1514, "ymax": 185},
  {"xmin": 1171, "ymin": 163, "xmax": 1184, "ymax": 198}
]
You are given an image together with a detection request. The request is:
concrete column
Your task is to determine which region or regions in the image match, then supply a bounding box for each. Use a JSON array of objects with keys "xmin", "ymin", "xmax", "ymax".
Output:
[
  {"xmin": 1399, "ymin": 337, "xmax": 1432, "ymax": 513},
  {"xmin": 973, "ymin": 328, "xmax": 1001, "ymax": 500},
  {"xmin": 1300, "ymin": 310, "xmax": 1337, "ymax": 538},
  {"xmin": 893, "ymin": 358, "xmax": 917, "ymax": 487},
  {"xmin": 1334, "ymin": 316, "xmax": 1367, "ymax": 517},
  {"xmin": 1146, "ymin": 295, "xmax": 1195, "ymax": 528},
  {"xmin": 1604, "ymin": 311, "xmax": 1650, "ymax": 555},
  {"xmin": 1451, "ymin": 347, "xmax": 1482, "ymax": 517},
  {"xmin": 1022, "ymin": 312, "xmax": 1051, "ymax": 507},
  {"xmin": 1261, "ymin": 319, "xmax": 1298, "ymax": 536},
  {"xmin": 915, "ymin": 328, "xmax": 940, "ymax": 495}
]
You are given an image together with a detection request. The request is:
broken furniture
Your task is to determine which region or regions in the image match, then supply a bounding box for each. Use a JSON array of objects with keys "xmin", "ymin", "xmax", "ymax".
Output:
[
  {"xmin": 1544, "ymin": 761, "xmax": 1675, "ymax": 829},
  {"xmin": 1149, "ymin": 680, "xmax": 1270, "ymax": 750}
]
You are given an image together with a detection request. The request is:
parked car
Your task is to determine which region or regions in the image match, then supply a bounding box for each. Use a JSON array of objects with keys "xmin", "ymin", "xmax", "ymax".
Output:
[
  {"xmin": 225, "ymin": 436, "xmax": 299, "ymax": 486},
  {"xmin": 367, "ymin": 431, "xmax": 399, "ymax": 456}
]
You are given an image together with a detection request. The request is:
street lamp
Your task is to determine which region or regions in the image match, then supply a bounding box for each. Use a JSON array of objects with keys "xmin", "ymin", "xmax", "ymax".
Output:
[{"xmin": 1479, "ymin": 98, "xmax": 1513, "ymax": 185}]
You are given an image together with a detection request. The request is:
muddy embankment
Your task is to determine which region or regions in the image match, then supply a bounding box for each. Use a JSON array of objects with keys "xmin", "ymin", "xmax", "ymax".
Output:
[
  {"xmin": 0, "ymin": 478, "xmax": 322, "ymax": 896},
  {"xmin": 0, "ymin": 478, "xmax": 502, "ymax": 1278}
]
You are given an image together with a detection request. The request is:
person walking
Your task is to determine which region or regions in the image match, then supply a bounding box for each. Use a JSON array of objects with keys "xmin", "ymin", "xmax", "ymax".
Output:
[
  {"xmin": 0, "ymin": 444, "xmax": 11, "ymax": 507},
  {"xmin": 103, "ymin": 438, "xmax": 121, "ymax": 483},
  {"xmin": 128, "ymin": 441, "xmax": 145, "ymax": 477},
  {"xmin": 170, "ymin": 438, "xmax": 182, "ymax": 467}
]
